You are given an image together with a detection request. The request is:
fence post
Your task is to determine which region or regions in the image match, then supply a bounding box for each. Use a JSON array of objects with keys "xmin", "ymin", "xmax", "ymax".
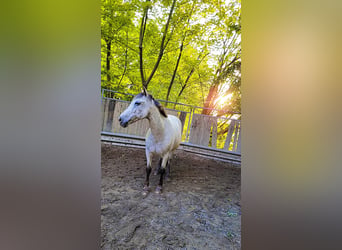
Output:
[
  {"xmin": 179, "ymin": 111, "xmax": 187, "ymax": 137},
  {"xmin": 224, "ymin": 120, "xmax": 236, "ymax": 151},
  {"xmin": 186, "ymin": 107, "xmax": 195, "ymax": 142},
  {"xmin": 211, "ymin": 117, "xmax": 218, "ymax": 148},
  {"xmin": 237, "ymin": 124, "xmax": 241, "ymax": 153},
  {"xmin": 105, "ymin": 99, "xmax": 116, "ymax": 132}
]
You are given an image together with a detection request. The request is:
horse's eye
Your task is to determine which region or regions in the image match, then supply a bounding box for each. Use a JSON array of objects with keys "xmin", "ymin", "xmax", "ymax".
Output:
[{"xmin": 135, "ymin": 102, "xmax": 142, "ymax": 106}]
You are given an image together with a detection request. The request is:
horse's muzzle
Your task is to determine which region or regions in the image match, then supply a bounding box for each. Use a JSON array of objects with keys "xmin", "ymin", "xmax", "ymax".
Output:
[
  {"xmin": 119, "ymin": 117, "xmax": 128, "ymax": 128},
  {"xmin": 120, "ymin": 122, "xmax": 128, "ymax": 128}
]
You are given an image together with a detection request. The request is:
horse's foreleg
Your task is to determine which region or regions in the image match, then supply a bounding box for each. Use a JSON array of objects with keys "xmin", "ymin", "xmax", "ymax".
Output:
[
  {"xmin": 165, "ymin": 158, "xmax": 171, "ymax": 180},
  {"xmin": 154, "ymin": 158, "xmax": 162, "ymax": 175},
  {"xmin": 155, "ymin": 153, "xmax": 169, "ymax": 194},
  {"xmin": 165, "ymin": 152, "xmax": 173, "ymax": 180},
  {"xmin": 143, "ymin": 151, "xmax": 152, "ymax": 195}
]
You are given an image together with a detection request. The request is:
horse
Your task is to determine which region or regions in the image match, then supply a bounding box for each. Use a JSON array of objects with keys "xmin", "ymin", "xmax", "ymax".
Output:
[{"xmin": 119, "ymin": 88, "xmax": 182, "ymax": 195}]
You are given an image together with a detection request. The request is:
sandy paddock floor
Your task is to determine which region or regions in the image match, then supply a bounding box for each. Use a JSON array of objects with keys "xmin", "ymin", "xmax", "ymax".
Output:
[{"xmin": 101, "ymin": 143, "xmax": 241, "ymax": 249}]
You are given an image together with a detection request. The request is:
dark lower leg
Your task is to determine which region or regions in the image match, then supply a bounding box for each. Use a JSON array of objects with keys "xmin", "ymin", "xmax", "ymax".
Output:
[
  {"xmin": 154, "ymin": 158, "xmax": 162, "ymax": 175},
  {"xmin": 145, "ymin": 167, "xmax": 152, "ymax": 187},
  {"xmin": 155, "ymin": 168, "xmax": 165, "ymax": 194},
  {"xmin": 156, "ymin": 155, "xmax": 169, "ymax": 193},
  {"xmin": 165, "ymin": 160, "xmax": 171, "ymax": 179},
  {"xmin": 158, "ymin": 168, "xmax": 165, "ymax": 187}
]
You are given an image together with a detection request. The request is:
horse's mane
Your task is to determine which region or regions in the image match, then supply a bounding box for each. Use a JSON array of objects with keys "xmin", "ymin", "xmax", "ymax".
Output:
[
  {"xmin": 152, "ymin": 98, "xmax": 168, "ymax": 118},
  {"xmin": 136, "ymin": 92, "xmax": 168, "ymax": 118}
]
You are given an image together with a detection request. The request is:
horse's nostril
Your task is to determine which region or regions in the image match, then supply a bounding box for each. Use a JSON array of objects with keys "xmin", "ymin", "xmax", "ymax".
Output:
[{"xmin": 119, "ymin": 117, "xmax": 121, "ymax": 122}]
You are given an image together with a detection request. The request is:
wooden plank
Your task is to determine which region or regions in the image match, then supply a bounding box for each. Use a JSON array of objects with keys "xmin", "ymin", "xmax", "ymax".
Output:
[
  {"xmin": 105, "ymin": 99, "xmax": 116, "ymax": 132},
  {"xmin": 180, "ymin": 145, "xmax": 241, "ymax": 164},
  {"xmin": 189, "ymin": 114, "xmax": 212, "ymax": 146},
  {"xmin": 224, "ymin": 120, "xmax": 236, "ymax": 150},
  {"xmin": 189, "ymin": 114, "xmax": 201, "ymax": 145},
  {"xmin": 233, "ymin": 121, "xmax": 239, "ymax": 151},
  {"xmin": 102, "ymin": 99, "xmax": 108, "ymax": 131},
  {"xmin": 200, "ymin": 115, "xmax": 212, "ymax": 146},
  {"xmin": 236, "ymin": 123, "xmax": 241, "ymax": 153},
  {"xmin": 101, "ymin": 99, "xmax": 106, "ymax": 131},
  {"xmin": 101, "ymin": 134, "xmax": 241, "ymax": 164},
  {"xmin": 112, "ymin": 102, "xmax": 129, "ymax": 134},
  {"xmin": 179, "ymin": 111, "xmax": 187, "ymax": 136},
  {"xmin": 211, "ymin": 117, "xmax": 218, "ymax": 148}
]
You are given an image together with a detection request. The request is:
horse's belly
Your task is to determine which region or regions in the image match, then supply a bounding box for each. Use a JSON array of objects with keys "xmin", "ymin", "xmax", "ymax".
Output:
[{"xmin": 147, "ymin": 143, "xmax": 168, "ymax": 156}]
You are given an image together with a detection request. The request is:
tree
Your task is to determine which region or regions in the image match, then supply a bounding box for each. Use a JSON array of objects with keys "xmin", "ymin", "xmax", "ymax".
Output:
[
  {"xmin": 202, "ymin": 0, "xmax": 241, "ymax": 115},
  {"xmin": 101, "ymin": 0, "xmax": 241, "ymax": 115},
  {"xmin": 101, "ymin": 0, "xmax": 137, "ymax": 90}
]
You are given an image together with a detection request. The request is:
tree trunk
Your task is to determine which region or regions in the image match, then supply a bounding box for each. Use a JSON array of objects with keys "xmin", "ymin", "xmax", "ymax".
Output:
[
  {"xmin": 106, "ymin": 40, "xmax": 112, "ymax": 89},
  {"xmin": 144, "ymin": 0, "xmax": 177, "ymax": 89},
  {"xmin": 139, "ymin": 2, "xmax": 149, "ymax": 86},
  {"xmin": 165, "ymin": 38, "xmax": 185, "ymax": 104},
  {"xmin": 202, "ymin": 84, "xmax": 219, "ymax": 115},
  {"xmin": 201, "ymin": 51, "xmax": 240, "ymax": 115}
]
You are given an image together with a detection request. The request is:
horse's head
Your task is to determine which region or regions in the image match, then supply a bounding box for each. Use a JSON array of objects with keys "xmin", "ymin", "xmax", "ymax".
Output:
[{"xmin": 119, "ymin": 88, "xmax": 166, "ymax": 128}]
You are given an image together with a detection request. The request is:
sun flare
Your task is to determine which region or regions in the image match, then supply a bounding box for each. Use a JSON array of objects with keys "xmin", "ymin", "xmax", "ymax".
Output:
[{"xmin": 215, "ymin": 93, "xmax": 233, "ymax": 107}]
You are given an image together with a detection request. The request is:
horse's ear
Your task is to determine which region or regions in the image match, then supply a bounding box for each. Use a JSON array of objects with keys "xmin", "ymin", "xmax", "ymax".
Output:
[{"xmin": 141, "ymin": 86, "xmax": 148, "ymax": 96}]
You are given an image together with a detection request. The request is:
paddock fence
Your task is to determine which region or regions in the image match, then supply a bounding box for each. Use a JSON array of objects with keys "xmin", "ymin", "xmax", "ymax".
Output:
[{"xmin": 101, "ymin": 89, "xmax": 241, "ymax": 164}]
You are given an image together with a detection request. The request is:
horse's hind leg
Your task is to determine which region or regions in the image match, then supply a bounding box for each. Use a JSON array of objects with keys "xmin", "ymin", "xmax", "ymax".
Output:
[
  {"xmin": 165, "ymin": 158, "xmax": 171, "ymax": 180},
  {"xmin": 143, "ymin": 151, "xmax": 152, "ymax": 196},
  {"xmin": 165, "ymin": 151, "xmax": 174, "ymax": 180},
  {"xmin": 155, "ymin": 153, "xmax": 170, "ymax": 194}
]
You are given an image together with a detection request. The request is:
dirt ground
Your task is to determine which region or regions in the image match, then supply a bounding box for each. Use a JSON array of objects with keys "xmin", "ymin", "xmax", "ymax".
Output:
[{"xmin": 101, "ymin": 143, "xmax": 241, "ymax": 250}]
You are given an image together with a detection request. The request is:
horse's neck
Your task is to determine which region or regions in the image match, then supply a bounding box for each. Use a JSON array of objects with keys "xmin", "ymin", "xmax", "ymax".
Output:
[{"xmin": 148, "ymin": 107, "xmax": 165, "ymax": 141}]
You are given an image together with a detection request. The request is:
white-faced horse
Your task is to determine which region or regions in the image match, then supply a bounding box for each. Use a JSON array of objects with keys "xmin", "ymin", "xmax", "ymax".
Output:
[{"xmin": 119, "ymin": 88, "xmax": 182, "ymax": 194}]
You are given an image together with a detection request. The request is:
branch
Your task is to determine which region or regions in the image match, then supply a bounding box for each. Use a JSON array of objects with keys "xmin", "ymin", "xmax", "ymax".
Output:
[
  {"xmin": 145, "ymin": 0, "xmax": 177, "ymax": 89},
  {"xmin": 139, "ymin": 1, "xmax": 150, "ymax": 86},
  {"xmin": 118, "ymin": 30, "xmax": 129, "ymax": 88},
  {"xmin": 175, "ymin": 52, "xmax": 209, "ymax": 103},
  {"xmin": 166, "ymin": 36, "xmax": 185, "ymax": 103},
  {"xmin": 108, "ymin": 37, "xmax": 138, "ymax": 54},
  {"xmin": 219, "ymin": 51, "xmax": 241, "ymax": 80}
]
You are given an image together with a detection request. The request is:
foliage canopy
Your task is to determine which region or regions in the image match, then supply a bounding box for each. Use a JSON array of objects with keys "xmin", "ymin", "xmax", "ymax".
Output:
[{"xmin": 101, "ymin": 0, "xmax": 241, "ymax": 116}]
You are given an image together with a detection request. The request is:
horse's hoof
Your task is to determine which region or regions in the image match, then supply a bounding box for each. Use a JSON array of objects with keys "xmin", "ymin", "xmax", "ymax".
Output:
[
  {"xmin": 142, "ymin": 185, "xmax": 150, "ymax": 196},
  {"xmin": 155, "ymin": 186, "xmax": 162, "ymax": 194}
]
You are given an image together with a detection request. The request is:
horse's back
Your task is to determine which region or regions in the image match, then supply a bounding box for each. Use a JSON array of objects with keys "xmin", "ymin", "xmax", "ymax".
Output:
[
  {"xmin": 167, "ymin": 115, "xmax": 182, "ymax": 149},
  {"xmin": 167, "ymin": 115, "xmax": 182, "ymax": 134}
]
